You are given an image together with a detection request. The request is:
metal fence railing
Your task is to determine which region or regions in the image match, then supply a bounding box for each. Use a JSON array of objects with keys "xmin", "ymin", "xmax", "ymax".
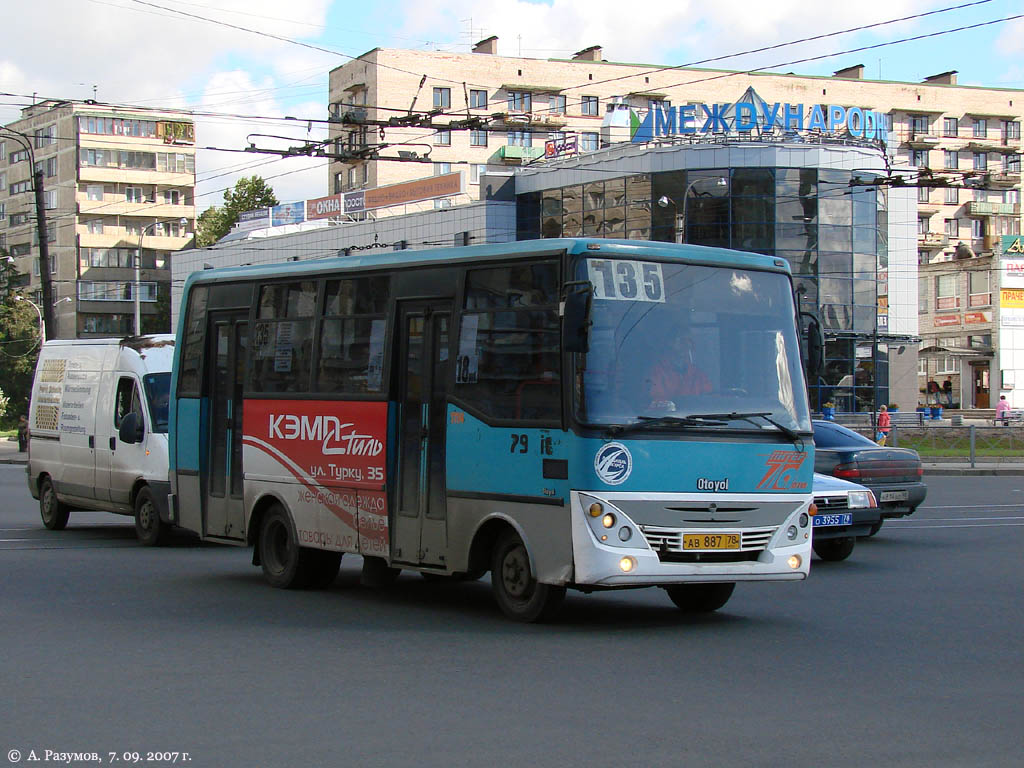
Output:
[{"xmin": 845, "ymin": 425, "xmax": 1024, "ymax": 466}]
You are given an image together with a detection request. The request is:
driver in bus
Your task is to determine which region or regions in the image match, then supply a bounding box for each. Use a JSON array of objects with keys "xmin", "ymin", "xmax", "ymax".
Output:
[{"xmin": 647, "ymin": 331, "xmax": 712, "ymax": 410}]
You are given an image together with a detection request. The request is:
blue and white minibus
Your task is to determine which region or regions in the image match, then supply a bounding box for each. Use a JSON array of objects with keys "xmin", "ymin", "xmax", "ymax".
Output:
[{"xmin": 167, "ymin": 238, "xmax": 817, "ymax": 621}]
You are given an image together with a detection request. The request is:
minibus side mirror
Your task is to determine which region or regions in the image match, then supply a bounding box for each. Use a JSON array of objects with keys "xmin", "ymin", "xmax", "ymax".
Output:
[
  {"xmin": 119, "ymin": 412, "xmax": 144, "ymax": 444},
  {"xmin": 800, "ymin": 311, "xmax": 824, "ymax": 380},
  {"xmin": 563, "ymin": 282, "xmax": 593, "ymax": 354}
]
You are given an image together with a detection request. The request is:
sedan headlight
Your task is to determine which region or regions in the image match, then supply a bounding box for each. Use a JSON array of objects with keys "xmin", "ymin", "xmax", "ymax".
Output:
[{"xmin": 847, "ymin": 490, "xmax": 877, "ymax": 509}]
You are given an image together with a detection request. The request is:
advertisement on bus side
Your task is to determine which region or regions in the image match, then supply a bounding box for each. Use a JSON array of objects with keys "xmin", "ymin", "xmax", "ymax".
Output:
[{"xmin": 242, "ymin": 400, "xmax": 388, "ymax": 554}]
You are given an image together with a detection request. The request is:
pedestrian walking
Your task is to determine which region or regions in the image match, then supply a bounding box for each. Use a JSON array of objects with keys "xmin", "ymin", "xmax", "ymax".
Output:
[{"xmin": 876, "ymin": 405, "xmax": 891, "ymax": 446}]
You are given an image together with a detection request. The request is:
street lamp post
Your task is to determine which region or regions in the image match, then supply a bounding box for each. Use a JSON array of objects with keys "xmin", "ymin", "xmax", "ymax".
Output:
[
  {"xmin": 136, "ymin": 217, "xmax": 187, "ymax": 336},
  {"xmin": 15, "ymin": 295, "xmax": 44, "ymax": 345},
  {"xmin": 658, "ymin": 176, "xmax": 728, "ymax": 244},
  {"xmin": 1, "ymin": 127, "xmax": 56, "ymax": 339}
]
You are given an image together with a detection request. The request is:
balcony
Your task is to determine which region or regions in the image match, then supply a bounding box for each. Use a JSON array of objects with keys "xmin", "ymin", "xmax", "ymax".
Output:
[
  {"xmin": 905, "ymin": 132, "xmax": 942, "ymax": 149},
  {"xmin": 490, "ymin": 112, "xmax": 568, "ymax": 130},
  {"xmin": 986, "ymin": 171, "xmax": 1021, "ymax": 187},
  {"xmin": 498, "ymin": 145, "xmax": 544, "ymax": 163},
  {"xmin": 78, "ymin": 198, "xmax": 195, "ymax": 220},
  {"xmin": 78, "ymin": 226, "xmax": 191, "ymax": 250},
  {"xmin": 918, "ymin": 232, "xmax": 949, "ymax": 249},
  {"xmin": 966, "ymin": 201, "xmax": 1020, "ymax": 217}
]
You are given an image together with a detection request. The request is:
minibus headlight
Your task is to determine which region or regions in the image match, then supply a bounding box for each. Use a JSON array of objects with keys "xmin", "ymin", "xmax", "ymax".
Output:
[
  {"xmin": 799, "ymin": 513, "xmax": 809, "ymax": 527},
  {"xmin": 589, "ymin": 503, "xmax": 603, "ymax": 517},
  {"xmin": 788, "ymin": 555, "xmax": 803, "ymax": 569},
  {"xmin": 602, "ymin": 513, "xmax": 615, "ymax": 528},
  {"xmin": 786, "ymin": 525, "xmax": 798, "ymax": 540},
  {"xmin": 618, "ymin": 526, "xmax": 632, "ymax": 542},
  {"xmin": 619, "ymin": 556, "xmax": 636, "ymax": 573}
]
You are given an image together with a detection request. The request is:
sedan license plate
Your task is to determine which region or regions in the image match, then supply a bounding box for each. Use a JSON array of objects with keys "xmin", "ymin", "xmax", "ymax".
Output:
[
  {"xmin": 813, "ymin": 513, "xmax": 852, "ymax": 527},
  {"xmin": 683, "ymin": 533, "xmax": 740, "ymax": 550},
  {"xmin": 880, "ymin": 490, "xmax": 909, "ymax": 502}
]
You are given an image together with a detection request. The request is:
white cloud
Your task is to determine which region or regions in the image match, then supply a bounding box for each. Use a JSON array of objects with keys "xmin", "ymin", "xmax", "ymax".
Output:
[
  {"xmin": 1, "ymin": 0, "xmax": 337, "ymax": 205},
  {"xmin": 392, "ymin": 0, "xmax": 935, "ymax": 70}
]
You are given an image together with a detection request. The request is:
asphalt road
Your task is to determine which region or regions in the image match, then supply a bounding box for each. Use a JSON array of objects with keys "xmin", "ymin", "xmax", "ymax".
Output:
[{"xmin": 1, "ymin": 466, "xmax": 1022, "ymax": 768}]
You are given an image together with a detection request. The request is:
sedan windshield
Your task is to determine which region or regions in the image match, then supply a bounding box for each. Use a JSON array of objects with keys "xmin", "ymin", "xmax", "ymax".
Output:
[{"xmin": 574, "ymin": 255, "xmax": 811, "ymax": 433}]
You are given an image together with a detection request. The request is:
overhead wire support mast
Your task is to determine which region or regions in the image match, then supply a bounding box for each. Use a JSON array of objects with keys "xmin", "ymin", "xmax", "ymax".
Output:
[{"xmin": 0, "ymin": 126, "xmax": 55, "ymax": 339}]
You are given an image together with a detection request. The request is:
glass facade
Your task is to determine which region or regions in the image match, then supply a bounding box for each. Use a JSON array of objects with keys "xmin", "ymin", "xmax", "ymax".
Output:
[{"xmin": 517, "ymin": 166, "xmax": 889, "ymax": 411}]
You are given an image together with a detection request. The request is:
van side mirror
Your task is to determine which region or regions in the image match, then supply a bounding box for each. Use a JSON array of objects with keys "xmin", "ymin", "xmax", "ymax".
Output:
[
  {"xmin": 800, "ymin": 311, "xmax": 824, "ymax": 380},
  {"xmin": 119, "ymin": 411, "xmax": 143, "ymax": 444},
  {"xmin": 562, "ymin": 282, "xmax": 593, "ymax": 353}
]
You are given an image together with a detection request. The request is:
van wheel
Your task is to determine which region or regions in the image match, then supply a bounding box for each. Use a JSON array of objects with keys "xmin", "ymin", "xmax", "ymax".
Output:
[
  {"xmin": 134, "ymin": 486, "xmax": 166, "ymax": 546},
  {"xmin": 39, "ymin": 477, "xmax": 70, "ymax": 531},
  {"xmin": 813, "ymin": 537, "xmax": 856, "ymax": 561},
  {"xmin": 258, "ymin": 504, "xmax": 316, "ymax": 589},
  {"xmin": 665, "ymin": 583, "xmax": 735, "ymax": 613},
  {"xmin": 491, "ymin": 530, "xmax": 565, "ymax": 622}
]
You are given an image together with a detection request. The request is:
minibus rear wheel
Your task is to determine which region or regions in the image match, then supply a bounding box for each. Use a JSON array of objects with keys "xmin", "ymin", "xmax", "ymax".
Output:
[{"xmin": 259, "ymin": 503, "xmax": 318, "ymax": 589}]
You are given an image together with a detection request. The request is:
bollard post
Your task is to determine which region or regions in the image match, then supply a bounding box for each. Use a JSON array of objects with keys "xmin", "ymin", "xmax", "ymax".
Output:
[
  {"xmin": 970, "ymin": 425, "xmax": 976, "ymax": 468},
  {"xmin": 891, "ymin": 425, "xmax": 898, "ymax": 447}
]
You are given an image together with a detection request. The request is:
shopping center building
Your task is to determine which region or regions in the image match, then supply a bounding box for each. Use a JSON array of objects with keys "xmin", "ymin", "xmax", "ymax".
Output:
[{"xmin": 178, "ymin": 42, "xmax": 1024, "ymax": 412}]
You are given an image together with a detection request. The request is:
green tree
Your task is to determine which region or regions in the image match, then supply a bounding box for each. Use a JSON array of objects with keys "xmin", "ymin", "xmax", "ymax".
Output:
[
  {"xmin": 196, "ymin": 176, "xmax": 279, "ymax": 246},
  {"xmin": 0, "ymin": 249, "xmax": 42, "ymax": 429}
]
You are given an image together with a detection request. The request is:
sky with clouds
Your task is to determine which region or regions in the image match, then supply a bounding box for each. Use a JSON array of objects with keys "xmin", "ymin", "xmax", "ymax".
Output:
[{"xmin": 2, "ymin": 0, "xmax": 1022, "ymax": 211}]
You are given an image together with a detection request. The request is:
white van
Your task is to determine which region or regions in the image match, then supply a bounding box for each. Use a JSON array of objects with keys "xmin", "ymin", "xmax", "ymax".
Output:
[{"xmin": 27, "ymin": 335, "xmax": 175, "ymax": 545}]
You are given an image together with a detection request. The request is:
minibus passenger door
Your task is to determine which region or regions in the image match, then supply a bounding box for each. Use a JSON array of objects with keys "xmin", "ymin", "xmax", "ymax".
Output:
[
  {"xmin": 204, "ymin": 311, "xmax": 248, "ymax": 540},
  {"xmin": 394, "ymin": 301, "xmax": 450, "ymax": 567}
]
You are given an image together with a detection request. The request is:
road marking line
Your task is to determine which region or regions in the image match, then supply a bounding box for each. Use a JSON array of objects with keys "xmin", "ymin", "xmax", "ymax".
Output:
[
  {"xmin": 918, "ymin": 504, "xmax": 1024, "ymax": 510},
  {"xmin": 885, "ymin": 522, "xmax": 1024, "ymax": 530},
  {"xmin": 900, "ymin": 516, "xmax": 1024, "ymax": 522}
]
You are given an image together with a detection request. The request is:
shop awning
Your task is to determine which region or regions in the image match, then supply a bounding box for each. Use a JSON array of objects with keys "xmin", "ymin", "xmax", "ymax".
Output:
[{"xmin": 919, "ymin": 344, "xmax": 993, "ymax": 357}]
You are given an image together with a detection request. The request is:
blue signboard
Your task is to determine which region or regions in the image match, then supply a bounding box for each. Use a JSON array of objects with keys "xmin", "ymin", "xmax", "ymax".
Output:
[
  {"xmin": 271, "ymin": 201, "xmax": 306, "ymax": 226},
  {"xmin": 630, "ymin": 88, "xmax": 888, "ymax": 144}
]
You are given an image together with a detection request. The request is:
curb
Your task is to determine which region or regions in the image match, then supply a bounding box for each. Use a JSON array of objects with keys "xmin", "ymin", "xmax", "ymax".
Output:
[{"xmin": 924, "ymin": 468, "xmax": 1024, "ymax": 476}]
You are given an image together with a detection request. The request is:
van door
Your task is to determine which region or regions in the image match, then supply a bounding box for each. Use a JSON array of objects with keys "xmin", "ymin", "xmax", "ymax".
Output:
[
  {"xmin": 204, "ymin": 310, "xmax": 248, "ymax": 540},
  {"xmin": 106, "ymin": 376, "xmax": 148, "ymax": 510},
  {"xmin": 393, "ymin": 301, "xmax": 450, "ymax": 566}
]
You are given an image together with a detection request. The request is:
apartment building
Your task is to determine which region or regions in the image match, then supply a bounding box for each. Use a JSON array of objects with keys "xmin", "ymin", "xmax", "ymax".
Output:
[
  {"xmin": 1, "ymin": 100, "xmax": 196, "ymax": 338},
  {"xmin": 327, "ymin": 43, "xmax": 1022, "ymax": 409}
]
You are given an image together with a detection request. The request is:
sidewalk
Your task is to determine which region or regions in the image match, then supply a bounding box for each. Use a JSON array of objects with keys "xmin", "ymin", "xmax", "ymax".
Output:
[
  {"xmin": 0, "ymin": 437, "xmax": 27, "ymax": 464},
  {"xmin": 4, "ymin": 435, "xmax": 1024, "ymax": 476}
]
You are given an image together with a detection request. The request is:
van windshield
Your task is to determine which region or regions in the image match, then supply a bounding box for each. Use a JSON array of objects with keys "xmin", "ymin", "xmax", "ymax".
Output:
[{"xmin": 143, "ymin": 373, "xmax": 171, "ymax": 433}]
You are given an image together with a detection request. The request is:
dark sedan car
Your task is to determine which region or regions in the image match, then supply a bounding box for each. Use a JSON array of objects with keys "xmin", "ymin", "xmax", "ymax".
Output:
[{"xmin": 812, "ymin": 420, "xmax": 927, "ymax": 534}]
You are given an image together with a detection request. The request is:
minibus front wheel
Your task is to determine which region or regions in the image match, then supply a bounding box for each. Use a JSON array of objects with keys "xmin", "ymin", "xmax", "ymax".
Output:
[{"xmin": 491, "ymin": 529, "xmax": 565, "ymax": 623}]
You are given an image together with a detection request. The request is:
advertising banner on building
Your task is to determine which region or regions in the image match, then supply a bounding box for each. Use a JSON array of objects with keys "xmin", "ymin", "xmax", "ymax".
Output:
[
  {"xmin": 234, "ymin": 207, "xmax": 271, "ymax": 233},
  {"xmin": 1001, "ymin": 289, "xmax": 1024, "ymax": 309},
  {"xmin": 933, "ymin": 314, "xmax": 962, "ymax": 327},
  {"xmin": 306, "ymin": 173, "xmax": 464, "ymax": 220},
  {"xmin": 271, "ymin": 202, "xmax": 305, "ymax": 226},
  {"xmin": 307, "ymin": 193, "xmax": 344, "ymax": 221}
]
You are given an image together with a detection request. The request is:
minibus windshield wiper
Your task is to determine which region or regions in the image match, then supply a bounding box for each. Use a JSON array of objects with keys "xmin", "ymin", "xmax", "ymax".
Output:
[
  {"xmin": 605, "ymin": 414, "xmax": 727, "ymax": 437},
  {"xmin": 685, "ymin": 411, "xmax": 802, "ymax": 444}
]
